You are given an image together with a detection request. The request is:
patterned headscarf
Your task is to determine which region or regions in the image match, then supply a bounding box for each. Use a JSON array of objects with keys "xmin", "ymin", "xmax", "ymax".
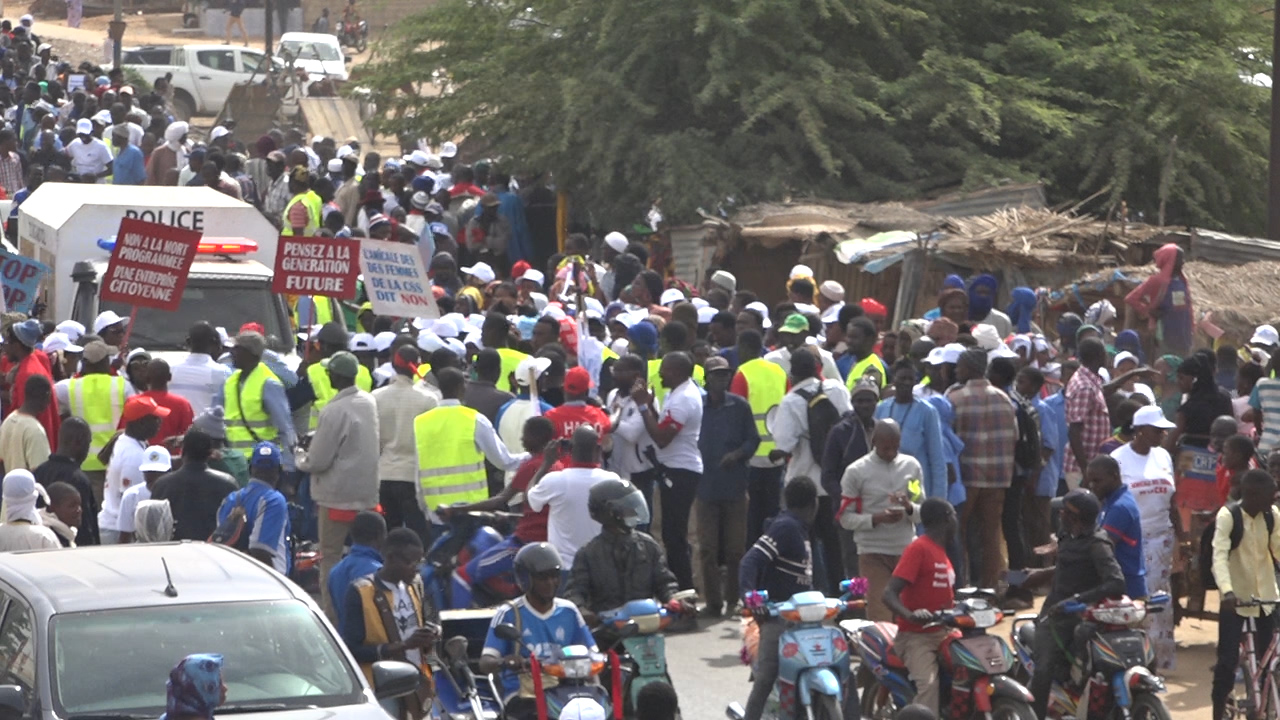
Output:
[
  {"xmin": 161, "ymin": 654, "xmax": 224, "ymax": 720},
  {"xmin": 927, "ymin": 317, "xmax": 959, "ymax": 346}
]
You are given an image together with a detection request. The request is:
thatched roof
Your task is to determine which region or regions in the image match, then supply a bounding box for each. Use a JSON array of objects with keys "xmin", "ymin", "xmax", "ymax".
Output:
[
  {"xmin": 1050, "ymin": 259, "xmax": 1280, "ymax": 342},
  {"xmin": 718, "ymin": 200, "xmax": 941, "ymax": 248}
]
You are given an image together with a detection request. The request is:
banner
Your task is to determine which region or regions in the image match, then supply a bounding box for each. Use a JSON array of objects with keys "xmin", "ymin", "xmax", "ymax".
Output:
[
  {"xmin": 358, "ymin": 238, "xmax": 438, "ymax": 319},
  {"xmin": 271, "ymin": 235, "xmax": 360, "ymax": 298},
  {"xmin": 0, "ymin": 250, "xmax": 49, "ymax": 315},
  {"xmin": 99, "ymin": 218, "xmax": 202, "ymax": 312}
]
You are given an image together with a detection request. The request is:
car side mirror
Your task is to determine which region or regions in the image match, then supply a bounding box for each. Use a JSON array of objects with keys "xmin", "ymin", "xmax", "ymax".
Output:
[
  {"xmin": 371, "ymin": 660, "xmax": 421, "ymax": 700},
  {"xmin": 493, "ymin": 623, "xmax": 521, "ymax": 642}
]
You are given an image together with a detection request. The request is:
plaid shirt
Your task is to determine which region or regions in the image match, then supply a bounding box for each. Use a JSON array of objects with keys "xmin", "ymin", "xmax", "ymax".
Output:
[
  {"xmin": 947, "ymin": 378, "xmax": 1017, "ymax": 489},
  {"xmin": 0, "ymin": 151, "xmax": 24, "ymax": 197},
  {"xmin": 263, "ymin": 175, "xmax": 291, "ymax": 226},
  {"xmin": 1064, "ymin": 366, "xmax": 1109, "ymax": 476}
]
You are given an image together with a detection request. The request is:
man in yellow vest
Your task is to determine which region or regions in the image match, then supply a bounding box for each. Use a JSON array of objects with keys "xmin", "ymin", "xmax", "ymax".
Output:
[
  {"xmin": 844, "ymin": 316, "xmax": 887, "ymax": 391},
  {"xmin": 339, "ymin": 528, "xmax": 437, "ymax": 720},
  {"xmin": 281, "ymin": 165, "xmax": 322, "ymax": 236},
  {"xmin": 414, "ymin": 367, "xmax": 527, "ymax": 522},
  {"xmin": 62, "ymin": 339, "xmax": 133, "ymax": 503},
  {"xmin": 730, "ymin": 329, "xmax": 788, "ymax": 547},
  {"xmin": 297, "ymin": 351, "xmax": 380, "ymax": 618},
  {"xmin": 216, "ymin": 330, "xmax": 297, "ymax": 471},
  {"xmin": 300, "ymin": 323, "xmax": 373, "ymax": 434},
  {"xmin": 482, "ymin": 313, "xmax": 528, "ymax": 393}
]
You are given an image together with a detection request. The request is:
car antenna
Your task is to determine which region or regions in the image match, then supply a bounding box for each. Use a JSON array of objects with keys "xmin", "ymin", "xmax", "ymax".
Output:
[{"xmin": 161, "ymin": 558, "xmax": 179, "ymax": 598}]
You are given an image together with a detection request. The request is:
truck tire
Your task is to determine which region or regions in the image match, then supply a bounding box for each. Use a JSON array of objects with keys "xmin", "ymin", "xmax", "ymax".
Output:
[{"xmin": 172, "ymin": 91, "xmax": 195, "ymax": 121}]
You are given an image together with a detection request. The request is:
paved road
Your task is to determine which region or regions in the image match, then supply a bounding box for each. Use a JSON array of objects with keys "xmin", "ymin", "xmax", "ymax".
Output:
[{"xmin": 663, "ymin": 611, "xmax": 1220, "ymax": 720}]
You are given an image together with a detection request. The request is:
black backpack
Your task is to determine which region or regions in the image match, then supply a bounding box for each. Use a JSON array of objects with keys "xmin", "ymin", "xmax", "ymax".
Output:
[
  {"xmin": 1200, "ymin": 503, "xmax": 1275, "ymax": 590},
  {"xmin": 1011, "ymin": 392, "xmax": 1043, "ymax": 475},
  {"xmin": 796, "ymin": 386, "xmax": 843, "ymax": 461}
]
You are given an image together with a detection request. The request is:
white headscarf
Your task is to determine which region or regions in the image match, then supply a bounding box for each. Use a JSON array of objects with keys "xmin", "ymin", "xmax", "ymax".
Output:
[
  {"xmin": 134, "ymin": 499, "xmax": 174, "ymax": 543},
  {"xmin": 164, "ymin": 121, "xmax": 190, "ymax": 168},
  {"xmin": 2, "ymin": 470, "xmax": 45, "ymax": 525}
]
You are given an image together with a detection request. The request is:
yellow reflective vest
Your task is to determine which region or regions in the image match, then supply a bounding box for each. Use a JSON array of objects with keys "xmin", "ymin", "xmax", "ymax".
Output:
[
  {"xmin": 306, "ymin": 361, "xmax": 373, "ymax": 431},
  {"xmin": 845, "ymin": 353, "xmax": 887, "ymax": 391},
  {"xmin": 495, "ymin": 347, "xmax": 529, "ymax": 394},
  {"xmin": 67, "ymin": 374, "xmax": 129, "ymax": 472},
  {"xmin": 415, "ymin": 404, "xmax": 488, "ymax": 509},
  {"xmin": 281, "ymin": 190, "xmax": 322, "ymax": 236},
  {"xmin": 224, "ymin": 364, "xmax": 281, "ymax": 452},
  {"xmin": 647, "ymin": 359, "xmax": 704, "ymax": 404},
  {"xmin": 738, "ymin": 358, "xmax": 788, "ymax": 458}
]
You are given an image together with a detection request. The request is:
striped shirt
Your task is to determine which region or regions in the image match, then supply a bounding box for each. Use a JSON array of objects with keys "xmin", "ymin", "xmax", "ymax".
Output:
[
  {"xmin": 947, "ymin": 378, "xmax": 1018, "ymax": 489},
  {"xmin": 1251, "ymin": 378, "xmax": 1280, "ymax": 454},
  {"xmin": 740, "ymin": 511, "xmax": 813, "ymax": 600}
]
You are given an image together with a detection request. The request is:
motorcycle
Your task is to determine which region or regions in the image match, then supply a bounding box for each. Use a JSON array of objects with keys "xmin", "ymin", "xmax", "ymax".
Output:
[
  {"xmin": 492, "ymin": 622, "xmax": 622, "ymax": 720},
  {"xmin": 338, "ymin": 18, "xmax": 369, "ymax": 53},
  {"xmin": 419, "ymin": 509, "xmax": 519, "ymax": 611},
  {"xmin": 849, "ymin": 587, "xmax": 1035, "ymax": 720},
  {"xmin": 1009, "ymin": 593, "xmax": 1171, "ymax": 720},
  {"xmin": 726, "ymin": 587, "xmax": 864, "ymax": 720},
  {"xmin": 597, "ymin": 590, "xmax": 697, "ymax": 715},
  {"xmin": 430, "ymin": 634, "xmax": 503, "ymax": 720}
]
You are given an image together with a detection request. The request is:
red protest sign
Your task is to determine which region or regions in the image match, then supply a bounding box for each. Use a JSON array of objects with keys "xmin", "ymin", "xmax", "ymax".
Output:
[
  {"xmin": 271, "ymin": 235, "xmax": 360, "ymax": 299},
  {"xmin": 99, "ymin": 218, "xmax": 202, "ymax": 312}
]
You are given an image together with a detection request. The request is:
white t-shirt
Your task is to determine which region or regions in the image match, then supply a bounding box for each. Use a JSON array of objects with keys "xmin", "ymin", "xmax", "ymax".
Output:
[
  {"xmin": 655, "ymin": 379, "xmax": 703, "ymax": 472},
  {"xmin": 1110, "ymin": 444, "xmax": 1175, "ymax": 534},
  {"xmin": 66, "ymin": 136, "xmax": 114, "ymax": 178},
  {"xmin": 526, "ymin": 466, "xmax": 616, "ymax": 567},
  {"xmin": 99, "ymin": 436, "xmax": 148, "ymax": 531},
  {"xmin": 389, "ymin": 580, "xmax": 422, "ymax": 667},
  {"xmin": 118, "ymin": 483, "xmax": 152, "ymax": 534}
]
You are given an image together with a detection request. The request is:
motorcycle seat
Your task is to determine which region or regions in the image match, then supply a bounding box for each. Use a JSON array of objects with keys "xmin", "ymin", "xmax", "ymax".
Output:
[{"xmin": 858, "ymin": 622, "xmax": 908, "ymax": 670}]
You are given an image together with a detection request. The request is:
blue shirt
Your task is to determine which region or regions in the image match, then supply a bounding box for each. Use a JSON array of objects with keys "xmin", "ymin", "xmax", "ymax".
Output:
[
  {"xmin": 874, "ymin": 398, "xmax": 947, "ymax": 501},
  {"xmin": 739, "ymin": 511, "xmax": 813, "ymax": 602},
  {"xmin": 834, "ymin": 353, "xmax": 855, "ymax": 381},
  {"xmin": 1036, "ymin": 392, "xmax": 1067, "ymax": 498},
  {"xmin": 482, "ymin": 597, "xmax": 597, "ymax": 699},
  {"xmin": 697, "ymin": 392, "xmax": 759, "ymax": 502},
  {"xmin": 922, "ymin": 395, "xmax": 965, "ymax": 506},
  {"xmin": 112, "ymin": 144, "xmax": 146, "ymax": 185},
  {"xmin": 326, "ymin": 544, "xmax": 383, "ymax": 629},
  {"xmin": 217, "ymin": 478, "xmax": 291, "ymax": 574},
  {"xmin": 1099, "ymin": 484, "xmax": 1147, "ymax": 599},
  {"xmin": 494, "ymin": 393, "xmax": 553, "ymax": 429}
]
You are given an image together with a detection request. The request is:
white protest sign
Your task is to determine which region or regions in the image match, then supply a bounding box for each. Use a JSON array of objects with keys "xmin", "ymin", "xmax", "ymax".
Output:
[{"xmin": 357, "ymin": 238, "xmax": 439, "ymax": 320}]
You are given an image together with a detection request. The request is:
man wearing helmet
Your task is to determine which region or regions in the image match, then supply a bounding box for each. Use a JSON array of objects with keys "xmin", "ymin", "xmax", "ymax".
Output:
[
  {"xmin": 480, "ymin": 542, "xmax": 597, "ymax": 720},
  {"xmin": 1012, "ymin": 488, "xmax": 1125, "ymax": 720},
  {"xmin": 564, "ymin": 477, "xmax": 689, "ymax": 647}
]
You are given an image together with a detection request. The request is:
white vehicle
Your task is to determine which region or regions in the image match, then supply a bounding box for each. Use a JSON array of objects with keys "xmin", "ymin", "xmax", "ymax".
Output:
[
  {"xmin": 279, "ymin": 32, "xmax": 350, "ymax": 82},
  {"xmin": 119, "ymin": 44, "xmax": 283, "ymax": 119}
]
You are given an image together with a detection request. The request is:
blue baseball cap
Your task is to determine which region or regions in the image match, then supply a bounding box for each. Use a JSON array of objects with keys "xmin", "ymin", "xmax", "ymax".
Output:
[{"xmin": 250, "ymin": 441, "xmax": 281, "ymax": 469}]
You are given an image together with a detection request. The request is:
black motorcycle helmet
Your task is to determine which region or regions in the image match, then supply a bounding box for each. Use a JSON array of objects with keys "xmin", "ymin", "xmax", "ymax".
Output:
[
  {"xmin": 1051, "ymin": 488, "xmax": 1102, "ymax": 534},
  {"xmin": 513, "ymin": 542, "xmax": 562, "ymax": 592},
  {"xmin": 588, "ymin": 478, "xmax": 650, "ymax": 529}
]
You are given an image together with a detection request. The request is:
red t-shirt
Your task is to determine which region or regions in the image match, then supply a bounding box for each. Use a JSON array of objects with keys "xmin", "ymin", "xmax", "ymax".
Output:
[
  {"xmin": 892, "ymin": 535, "xmax": 955, "ymax": 632},
  {"xmin": 544, "ymin": 402, "xmax": 611, "ymax": 442},
  {"xmin": 137, "ymin": 390, "xmax": 195, "ymax": 446},
  {"xmin": 10, "ymin": 351, "xmax": 59, "ymax": 453},
  {"xmin": 512, "ymin": 453, "xmax": 564, "ymax": 543}
]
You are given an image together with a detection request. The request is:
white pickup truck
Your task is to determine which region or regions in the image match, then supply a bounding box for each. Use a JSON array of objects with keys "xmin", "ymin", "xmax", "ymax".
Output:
[{"xmin": 120, "ymin": 44, "xmax": 283, "ymax": 119}]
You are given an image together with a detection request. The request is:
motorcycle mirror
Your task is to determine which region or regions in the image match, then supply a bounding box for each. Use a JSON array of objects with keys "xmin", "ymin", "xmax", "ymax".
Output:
[
  {"xmin": 493, "ymin": 623, "xmax": 521, "ymax": 642},
  {"xmin": 444, "ymin": 635, "xmax": 469, "ymax": 661}
]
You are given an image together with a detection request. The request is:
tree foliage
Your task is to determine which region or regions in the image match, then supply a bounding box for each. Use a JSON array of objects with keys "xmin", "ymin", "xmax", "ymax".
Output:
[{"xmin": 355, "ymin": 0, "xmax": 1271, "ymax": 231}]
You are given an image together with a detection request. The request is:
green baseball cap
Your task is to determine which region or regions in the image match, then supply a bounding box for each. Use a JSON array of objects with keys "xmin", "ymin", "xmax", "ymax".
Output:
[
  {"xmin": 327, "ymin": 351, "xmax": 361, "ymax": 379},
  {"xmin": 778, "ymin": 313, "xmax": 810, "ymax": 335}
]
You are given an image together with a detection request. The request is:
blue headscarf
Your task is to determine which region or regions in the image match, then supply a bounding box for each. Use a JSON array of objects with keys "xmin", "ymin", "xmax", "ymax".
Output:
[
  {"xmin": 1115, "ymin": 329, "xmax": 1144, "ymax": 364},
  {"xmin": 967, "ymin": 274, "xmax": 998, "ymax": 322},
  {"xmin": 627, "ymin": 321, "xmax": 659, "ymax": 358},
  {"xmin": 1006, "ymin": 287, "xmax": 1037, "ymax": 334},
  {"xmin": 161, "ymin": 654, "xmax": 224, "ymax": 720},
  {"xmin": 943, "ymin": 274, "xmax": 965, "ymax": 290}
]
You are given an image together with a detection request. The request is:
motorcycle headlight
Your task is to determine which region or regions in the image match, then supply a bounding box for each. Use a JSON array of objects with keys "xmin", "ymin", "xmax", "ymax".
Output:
[{"xmin": 1089, "ymin": 604, "xmax": 1146, "ymax": 626}]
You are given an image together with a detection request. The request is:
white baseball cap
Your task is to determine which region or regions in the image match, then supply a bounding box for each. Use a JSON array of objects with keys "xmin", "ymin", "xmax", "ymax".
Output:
[
  {"xmin": 821, "ymin": 302, "xmax": 845, "ymax": 325},
  {"xmin": 789, "ymin": 264, "xmax": 813, "ymax": 280},
  {"xmin": 416, "ymin": 331, "xmax": 444, "ymax": 353},
  {"xmin": 373, "ymin": 331, "xmax": 396, "ymax": 352},
  {"xmin": 210, "ymin": 126, "xmax": 230, "ymax": 140},
  {"xmin": 93, "ymin": 310, "xmax": 130, "ymax": 334},
  {"xmin": 1133, "ymin": 405, "xmax": 1175, "ymax": 429},
  {"xmin": 1113, "ymin": 351, "xmax": 1139, "ymax": 369},
  {"xmin": 138, "ymin": 445, "xmax": 173, "ymax": 473},
  {"xmin": 41, "ymin": 332, "xmax": 82, "ymax": 354},
  {"xmin": 690, "ymin": 297, "xmax": 709, "ymax": 309},
  {"xmin": 408, "ymin": 149, "xmax": 431, "ymax": 166},
  {"xmin": 514, "ymin": 356, "xmax": 553, "ymax": 386},
  {"xmin": 697, "ymin": 306, "xmax": 718, "ymax": 324},
  {"xmin": 603, "ymin": 231, "xmax": 628, "ymax": 253},
  {"xmin": 461, "ymin": 262, "xmax": 496, "ymax": 284},
  {"xmin": 349, "ymin": 333, "xmax": 375, "ymax": 352},
  {"xmin": 430, "ymin": 319, "xmax": 459, "ymax": 339},
  {"xmin": 745, "ymin": 301, "xmax": 772, "ymax": 329},
  {"xmin": 327, "ymin": 158, "xmax": 344, "ymax": 173},
  {"xmin": 941, "ymin": 343, "xmax": 966, "ymax": 364},
  {"xmin": 439, "ymin": 141, "xmax": 458, "ymax": 158},
  {"xmin": 659, "ymin": 288, "xmax": 685, "ymax": 306},
  {"xmin": 445, "ymin": 337, "xmax": 466, "ymax": 358},
  {"xmin": 1252, "ymin": 324, "xmax": 1280, "ymax": 347},
  {"xmin": 519, "ymin": 269, "xmax": 545, "ymax": 286},
  {"xmin": 55, "ymin": 320, "xmax": 85, "ymax": 341},
  {"xmin": 925, "ymin": 347, "xmax": 949, "ymax": 365},
  {"xmin": 75, "ymin": 118, "xmax": 93, "ymax": 135},
  {"xmin": 988, "ymin": 344, "xmax": 1019, "ymax": 361}
]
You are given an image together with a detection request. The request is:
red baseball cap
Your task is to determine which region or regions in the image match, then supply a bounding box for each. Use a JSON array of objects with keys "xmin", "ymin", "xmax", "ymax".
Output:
[
  {"xmin": 121, "ymin": 395, "xmax": 172, "ymax": 423},
  {"xmin": 565, "ymin": 366, "xmax": 591, "ymax": 395},
  {"xmin": 239, "ymin": 322, "xmax": 266, "ymax": 335}
]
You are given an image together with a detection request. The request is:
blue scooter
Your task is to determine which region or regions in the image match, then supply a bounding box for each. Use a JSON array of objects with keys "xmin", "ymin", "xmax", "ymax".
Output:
[
  {"xmin": 430, "ymin": 634, "xmax": 503, "ymax": 720},
  {"xmin": 597, "ymin": 590, "xmax": 697, "ymax": 715},
  {"xmin": 419, "ymin": 510, "xmax": 518, "ymax": 611},
  {"xmin": 727, "ymin": 586, "xmax": 864, "ymax": 720},
  {"xmin": 492, "ymin": 622, "xmax": 622, "ymax": 719}
]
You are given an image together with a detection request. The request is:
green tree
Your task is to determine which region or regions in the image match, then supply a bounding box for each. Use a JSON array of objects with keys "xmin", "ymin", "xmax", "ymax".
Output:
[{"xmin": 357, "ymin": 0, "xmax": 1271, "ymax": 231}]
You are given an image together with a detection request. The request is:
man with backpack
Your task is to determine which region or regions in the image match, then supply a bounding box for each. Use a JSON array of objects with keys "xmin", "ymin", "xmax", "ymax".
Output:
[
  {"xmin": 770, "ymin": 347, "xmax": 850, "ymax": 594},
  {"xmin": 988, "ymin": 357, "xmax": 1043, "ymax": 573},
  {"xmin": 1211, "ymin": 468, "xmax": 1280, "ymax": 720},
  {"xmin": 215, "ymin": 441, "xmax": 292, "ymax": 575}
]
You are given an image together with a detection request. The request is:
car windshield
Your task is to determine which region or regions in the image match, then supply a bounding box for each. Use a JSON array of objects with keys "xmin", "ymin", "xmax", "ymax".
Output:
[
  {"xmin": 100, "ymin": 279, "xmax": 286, "ymax": 351},
  {"xmin": 281, "ymin": 41, "xmax": 341, "ymax": 62},
  {"xmin": 51, "ymin": 600, "xmax": 363, "ymax": 717}
]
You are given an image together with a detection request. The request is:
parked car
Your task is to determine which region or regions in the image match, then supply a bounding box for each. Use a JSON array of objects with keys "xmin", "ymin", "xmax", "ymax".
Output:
[
  {"xmin": 120, "ymin": 44, "xmax": 284, "ymax": 119},
  {"xmin": 0, "ymin": 542, "xmax": 420, "ymax": 720},
  {"xmin": 279, "ymin": 32, "xmax": 350, "ymax": 82}
]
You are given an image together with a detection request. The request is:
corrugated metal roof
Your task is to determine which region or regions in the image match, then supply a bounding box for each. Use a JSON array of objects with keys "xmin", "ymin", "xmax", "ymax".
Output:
[
  {"xmin": 1189, "ymin": 228, "xmax": 1280, "ymax": 264},
  {"xmin": 911, "ymin": 182, "xmax": 1047, "ymax": 218}
]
